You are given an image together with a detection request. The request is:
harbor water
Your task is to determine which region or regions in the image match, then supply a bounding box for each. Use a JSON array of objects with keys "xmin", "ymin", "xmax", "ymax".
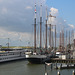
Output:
[{"xmin": 0, "ymin": 60, "xmax": 74, "ymax": 75}]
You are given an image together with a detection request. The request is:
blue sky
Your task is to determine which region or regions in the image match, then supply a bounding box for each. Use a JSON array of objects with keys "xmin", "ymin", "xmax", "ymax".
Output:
[
  {"xmin": 0, "ymin": 0, "xmax": 74, "ymax": 47},
  {"xmin": 46, "ymin": 0, "xmax": 75, "ymax": 25}
]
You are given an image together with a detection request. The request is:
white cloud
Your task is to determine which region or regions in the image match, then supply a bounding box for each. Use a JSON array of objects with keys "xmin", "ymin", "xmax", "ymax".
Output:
[
  {"xmin": 48, "ymin": 7, "xmax": 58, "ymax": 25},
  {"xmin": 64, "ymin": 20, "xmax": 66, "ymax": 22},
  {"xmin": 47, "ymin": 7, "xmax": 74, "ymax": 34},
  {"xmin": 0, "ymin": 0, "xmax": 47, "ymax": 46},
  {"xmin": 0, "ymin": 27, "xmax": 33, "ymax": 46},
  {"xmin": 25, "ymin": 6, "xmax": 32, "ymax": 10},
  {"xmin": 1, "ymin": 0, "xmax": 74, "ymax": 46},
  {"xmin": 50, "ymin": 7, "xmax": 58, "ymax": 15},
  {"xmin": 68, "ymin": 24, "xmax": 75, "ymax": 29}
]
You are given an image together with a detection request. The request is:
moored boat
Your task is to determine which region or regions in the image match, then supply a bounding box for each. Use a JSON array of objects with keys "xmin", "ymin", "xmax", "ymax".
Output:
[{"xmin": 25, "ymin": 51, "xmax": 51, "ymax": 64}]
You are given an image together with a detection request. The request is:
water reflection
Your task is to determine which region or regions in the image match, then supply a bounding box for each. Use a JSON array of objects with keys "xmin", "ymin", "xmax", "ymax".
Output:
[{"xmin": 0, "ymin": 60, "xmax": 74, "ymax": 75}]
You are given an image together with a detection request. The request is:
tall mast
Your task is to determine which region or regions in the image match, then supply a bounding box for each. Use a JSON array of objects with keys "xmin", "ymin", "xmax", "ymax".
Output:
[
  {"xmin": 45, "ymin": 7, "xmax": 47, "ymax": 51},
  {"xmin": 40, "ymin": 4, "xmax": 42, "ymax": 52},
  {"xmin": 55, "ymin": 25, "xmax": 56, "ymax": 51},
  {"xmin": 52, "ymin": 26, "xmax": 54, "ymax": 49},
  {"xmin": 49, "ymin": 24, "xmax": 51, "ymax": 48},
  {"xmin": 69, "ymin": 31, "xmax": 70, "ymax": 45},
  {"xmin": 69, "ymin": 31, "xmax": 70, "ymax": 49},
  {"xmin": 62, "ymin": 29, "xmax": 64, "ymax": 50},
  {"xmin": 34, "ymin": 3, "xmax": 37, "ymax": 52},
  {"xmin": 72, "ymin": 30, "xmax": 74, "ymax": 50},
  {"xmin": 66, "ymin": 30, "xmax": 67, "ymax": 51},
  {"xmin": 49, "ymin": 15, "xmax": 51, "ymax": 48},
  {"xmin": 49, "ymin": 14, "xmax": 56, "ymax": 49},
  {"xmin": 60, "ymin": 31, "xmax": 61, "ymax": 51}
]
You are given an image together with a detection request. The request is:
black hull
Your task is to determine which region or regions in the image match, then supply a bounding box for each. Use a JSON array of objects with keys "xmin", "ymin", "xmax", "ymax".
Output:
[{"xmin": 27, "ymin": 57, "xmax": 51, "ymax": 64}]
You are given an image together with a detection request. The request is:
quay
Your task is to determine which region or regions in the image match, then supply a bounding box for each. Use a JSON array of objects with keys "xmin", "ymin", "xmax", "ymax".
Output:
[
  {"xmin": 45, "ymin": 58, "xmax": 75, "ymax": 70},
  {"xmin": 51, "ymin": 58, "xmax": 75, "ymax": 63},
  {"xmin": 45, "ymin": 62, "xmax": 75, "ymax": 75}
]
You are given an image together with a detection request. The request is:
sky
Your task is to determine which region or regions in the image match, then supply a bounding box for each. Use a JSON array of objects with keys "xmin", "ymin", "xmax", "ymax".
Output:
[{"xmin": 0, "ymin": 0, "xmax": 74, "ymax": 47}]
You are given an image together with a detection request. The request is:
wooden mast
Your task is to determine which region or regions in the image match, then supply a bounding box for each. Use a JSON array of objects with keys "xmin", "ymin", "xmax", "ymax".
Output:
[
  {"xmin": 49, "ymin": 14, "xmax": 56, "ymax": 50},
  {"xmin": 34, "ymin": 3, "xmax": 37, "ymax": 52},
  {"xmin": 69, "ymin": 31, "xmax": 70, "ymax": 49},
  {"xmin": 49, "ymin": 24, "xmax": 51, "ymax": 48},
  {"xmin": 55, "ymin": 25, "xmax": 56, "ymax": 51},
  {"xmin": 45, "ymin": 7, "xmax": 47, "ymax": 51},
  {"xmin": 66, "ymin": 30, "xmax": 67, "ymax": 51},
  {"xmin": 60, "ymin": 31, "xmax": 61, "ymax": 51},
  {"xmin": 40, "ymin": 4, "xmax": 42, "ymax": 52}
]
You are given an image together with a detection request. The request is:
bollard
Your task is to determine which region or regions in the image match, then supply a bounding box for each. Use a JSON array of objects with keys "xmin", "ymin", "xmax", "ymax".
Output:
[
  {"xmin": 45, "ymin": 72, "xmax": 48, "ymax": 75},
  {"xmin": 60, "ymin": 63, "xmax": 62, "ymax": 67},
  {"xmin": 56, "ymin": 63, "xmax": 57, "ymax": 69},
  {"xmin": 51, "ymin": 63, "xmax": 52, "ymax": 70},
  {"xmin": 73, "ymin": 70, "xmax": 75, "ymax": 75},
  {"xmin": 57, "ymin": 71, "xmax": 60, "ymax": 75}
]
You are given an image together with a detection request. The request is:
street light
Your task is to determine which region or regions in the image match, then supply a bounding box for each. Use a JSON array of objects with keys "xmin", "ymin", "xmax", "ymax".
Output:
[{"xmin": 6, "ymin": 38, "xmax": 10, "ymax": 49}]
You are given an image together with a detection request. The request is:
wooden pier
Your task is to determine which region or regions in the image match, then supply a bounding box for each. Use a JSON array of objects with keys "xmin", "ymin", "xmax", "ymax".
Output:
[{"xmin": 51, "ymin": 58, "xmax": 75, "ymax": 63}]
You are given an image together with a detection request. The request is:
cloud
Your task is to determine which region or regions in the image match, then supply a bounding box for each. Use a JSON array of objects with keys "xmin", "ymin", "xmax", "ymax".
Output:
[
  {"xmin": 50, "ymin": 7, "xmax": 58, "ymax": 16},
  {"xmin": 68, "ymin": 24, "xmax": 75, "ymax": 29},
  {"xmin": 48, "ymin": 7, "xmax": 58, "ymax": 25},
  {"xmin": 1, "ymin": 7, "xmax": 7, "ymax": 14},
  {"xmin": 0, "ymin": 27, "xmax": 33, "ymax": 46},
  {"xmin": 0, "ymin": 0, "xmax": 74, "ymax": 46},
  {"xmin": 25, "ymin": 6, "xmax": 32, "ymax": 10},
  {"xmin": 47, "ymin": 7, "xmax": 75, "ymax": 39},
  {"xmin": 0, "ymin": 0, "xmax": 47, "ymax": 33},
  {"xmin": 0, "ymin": 0, "xmax": 48, "ymax": 46}
]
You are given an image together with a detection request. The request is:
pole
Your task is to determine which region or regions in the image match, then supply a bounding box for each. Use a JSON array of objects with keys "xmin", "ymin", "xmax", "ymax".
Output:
[
  {"xmin": 52, "ymin": 26, "xmax": 54, "ymax": 49},
  {"xmin": 40, "ymin": 4, "xmax": 42, "ymax": 52},
  {"xmin": 34, "ymin": 3, "xmax": 37, "ymax": 52},
  {"xmin": 45, "ymin": 7, "xmax": 47, "ymax": 51},
  {"xmin": 45, "ymin": 63, "xmax": 48, "ymax": 75},
  {"xmin": 60, "ymin": 31, "xmax": 61, "ymax": 51},
  {"xmin": 8, "ymin": 38, "xmax": 9, "ymax": 49},
  {"xmin": 69, "ymin": 31, "xmax": 70, "ymax": 49},
  {"xmin": 66, "ymin": 30, "xmax": 67, "ymax": 51},
  {"xmin": 55, "ymin": 25, "xmax": 56, "ymax": 51},
  {"xmin": 50, "ymin": 24, "xmax": 51, "ymax": 48}
]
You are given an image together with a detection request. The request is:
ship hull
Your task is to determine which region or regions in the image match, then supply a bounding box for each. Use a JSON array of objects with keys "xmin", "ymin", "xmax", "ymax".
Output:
[
  {"xmin": 27, "ymin": 58, "xmax": 45, "ymax": 64},
  {"xmin": 26, "ymin": 55, "xmax": 51, "ymax": 64}
]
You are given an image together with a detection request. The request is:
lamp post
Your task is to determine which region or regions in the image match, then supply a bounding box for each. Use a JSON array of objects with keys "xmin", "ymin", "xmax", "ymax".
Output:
[{"xmin": 7, "ymin": 38, "xmax": 9, "ymax": 49}]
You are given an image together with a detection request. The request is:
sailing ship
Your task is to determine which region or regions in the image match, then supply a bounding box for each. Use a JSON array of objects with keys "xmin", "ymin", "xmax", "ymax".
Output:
[{"xmin": 25, "ymin": 3, "xmax": 56, "ymax": 64}]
